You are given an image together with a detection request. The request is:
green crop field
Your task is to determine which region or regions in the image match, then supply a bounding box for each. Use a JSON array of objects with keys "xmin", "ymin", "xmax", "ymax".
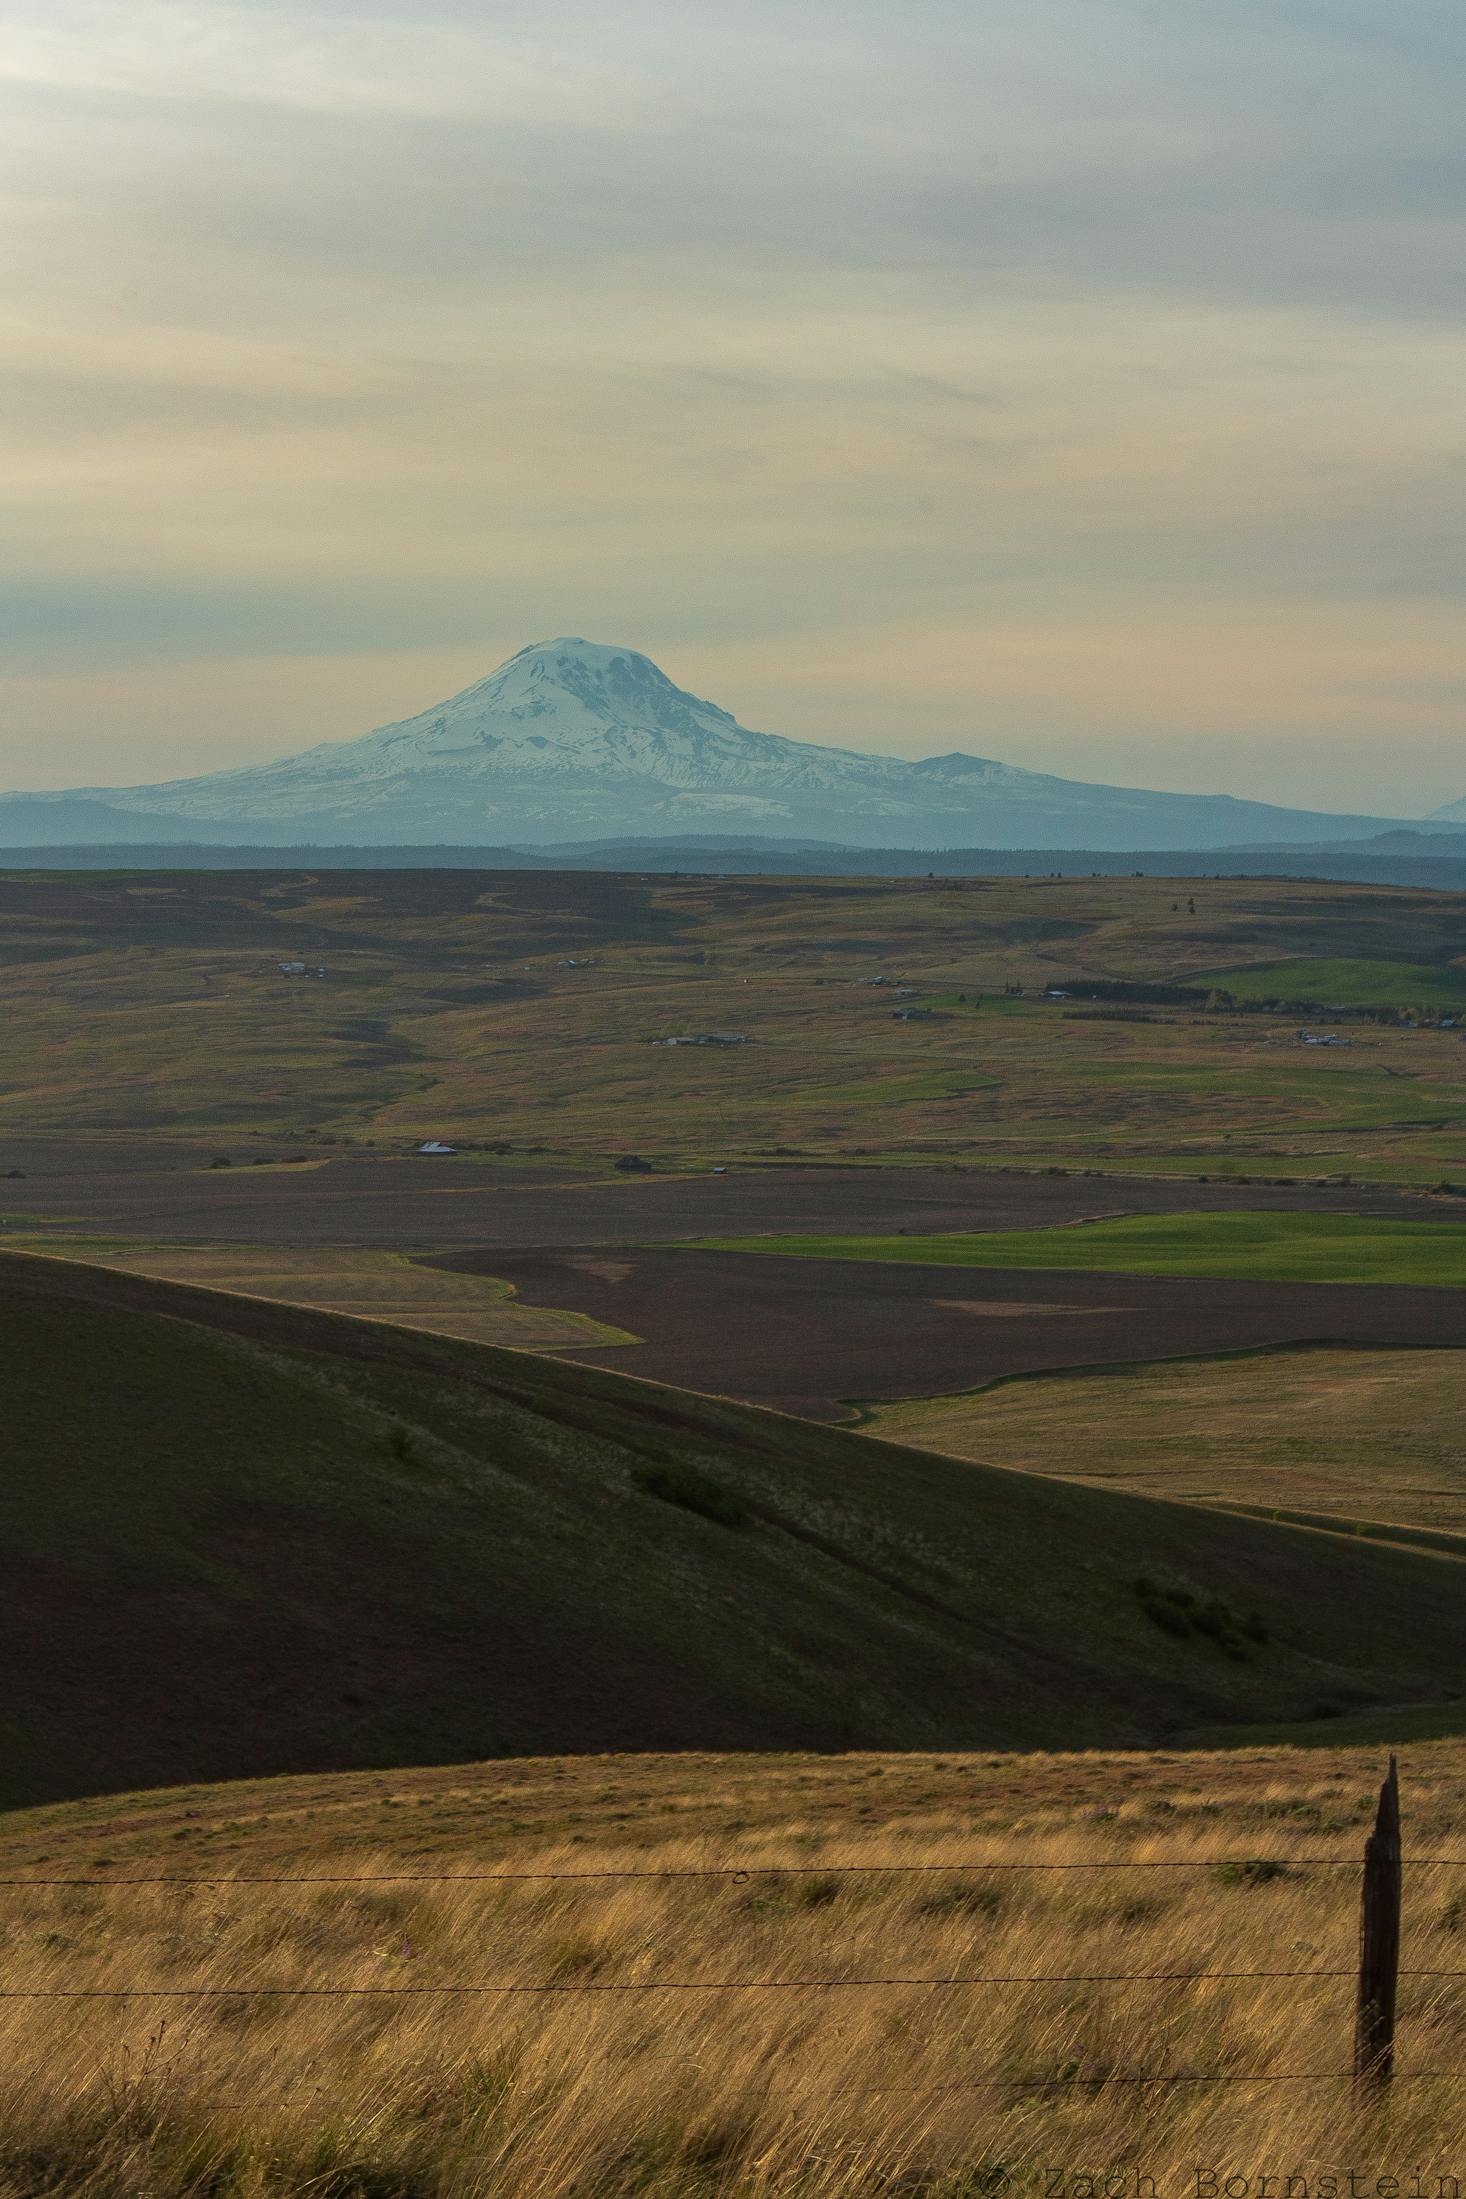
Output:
[
  {"xmin": 704, "ymin": 1208, "xmax": 1466, "ymax": 1284},
  {"xmin": 1205, "ymin": 956, "xmax": 1466, "ymax": 1008}
]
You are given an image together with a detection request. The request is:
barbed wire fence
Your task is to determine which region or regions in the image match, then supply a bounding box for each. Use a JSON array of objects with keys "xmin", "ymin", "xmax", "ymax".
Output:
[{"xmin": 6, "ymin": 1755, "xmax": 1453, "ymax": 2104}]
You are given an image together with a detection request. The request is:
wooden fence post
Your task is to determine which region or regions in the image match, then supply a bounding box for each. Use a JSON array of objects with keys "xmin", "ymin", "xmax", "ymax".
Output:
[{"xmin": 1354, "ymin": 1754, "xmax": 1401, "ymax": 2103}]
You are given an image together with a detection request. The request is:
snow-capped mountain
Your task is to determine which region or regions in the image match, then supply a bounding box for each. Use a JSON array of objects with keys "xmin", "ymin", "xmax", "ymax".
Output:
[{"xmin": 0, "ymin": 639, "xmax": 1420, "ymax": 850}]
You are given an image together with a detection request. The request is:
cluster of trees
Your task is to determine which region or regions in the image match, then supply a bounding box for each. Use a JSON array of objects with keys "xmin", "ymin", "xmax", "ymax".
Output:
[{"xmin": 1046, "ymin": 975, "xmax": 1460, "ymax": 1024}]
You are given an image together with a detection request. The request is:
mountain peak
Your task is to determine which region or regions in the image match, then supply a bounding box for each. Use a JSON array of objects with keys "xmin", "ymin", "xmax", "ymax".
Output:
[
  {"xmin": 0, "ymin": 637, "xmax": 1416, "ymax": 852},
  {"xmin": 515, "ymin": 636, "xmax": 644, "ymax": 659},
  {"xmin": 495, "ymin": 636, "xmax": 674, "ymax": 683},
  {"xmin": 412, "ymin": 639, "xmax": 742, "ymax": 758},
  {"xmin": 501, "ymin": 637, "xmax": 662, "ymax": 676}
]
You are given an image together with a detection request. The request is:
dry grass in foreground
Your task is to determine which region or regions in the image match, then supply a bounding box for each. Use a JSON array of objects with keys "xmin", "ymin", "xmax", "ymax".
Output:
[{"xmin": 4, "ymin": 1746, "xmax": 1466, "ymax": 2197}]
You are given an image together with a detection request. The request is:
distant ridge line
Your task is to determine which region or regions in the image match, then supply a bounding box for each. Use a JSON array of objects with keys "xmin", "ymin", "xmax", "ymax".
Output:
[{"xmin": 3, "ymin": 835, "xmax": 1466, "ymax": 890}]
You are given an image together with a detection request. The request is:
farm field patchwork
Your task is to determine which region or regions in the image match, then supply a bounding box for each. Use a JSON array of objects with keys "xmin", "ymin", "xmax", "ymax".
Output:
[
  {"xmin": 4, "ymin": 868, "xmax": 1466, "ymax": 1182},
  {"xmin": 23, "ymin": 1221, "xmax": 1455, "ymax": 1542},
  {"xmin": 703, "ymin": 1209, "xmax": 1466, "ymax": 1286}
]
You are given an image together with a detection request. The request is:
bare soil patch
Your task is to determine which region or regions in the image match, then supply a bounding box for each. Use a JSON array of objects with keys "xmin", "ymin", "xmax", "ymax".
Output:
[
  {"xmin": 460, "ymin": 1245, "xmax": 1466, "ymax": 1417},
  {"xmin": 934, "ymin": 1297, "xmax": 1123, "ymax": 1317},
  {"xmin": 1, "ymin": 1145, "xmax": 1440, "ymax": 1250}
]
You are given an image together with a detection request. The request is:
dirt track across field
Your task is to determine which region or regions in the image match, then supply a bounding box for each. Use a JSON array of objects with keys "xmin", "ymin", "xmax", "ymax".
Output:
[
  {"xmin": 446, "ymin": 1246, "xmax": 1466, "ymax": 1418},
  {"xmin": 0, "ymin": 1144, "xmax": 1445, "ymax": 1250}
]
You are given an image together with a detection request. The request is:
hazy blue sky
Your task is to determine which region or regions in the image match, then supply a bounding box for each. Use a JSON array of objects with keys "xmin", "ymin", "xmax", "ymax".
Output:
[{"xmin": 3, "ymin": 0, "xmax": 1464, "ymax": 810}]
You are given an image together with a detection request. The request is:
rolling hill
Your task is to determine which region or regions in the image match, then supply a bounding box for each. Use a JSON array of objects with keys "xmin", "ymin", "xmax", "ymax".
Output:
[
  {"xmin": 3, "ymin": 866, "xmax": 1466, "ymax": 1181},
  {"xmin": 5, "ymin": 1248, "xmax": 1466, "ymax": 1808},
  {"xmin": 0, "ymin": 638, "xmax": 1424, "ymax": 851}
]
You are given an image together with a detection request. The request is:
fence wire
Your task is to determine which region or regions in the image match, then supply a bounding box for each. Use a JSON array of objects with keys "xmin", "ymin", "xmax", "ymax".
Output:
[{"xmin": 10, "ymin": 1830, "xmax": 1454, "ymax": 2101}]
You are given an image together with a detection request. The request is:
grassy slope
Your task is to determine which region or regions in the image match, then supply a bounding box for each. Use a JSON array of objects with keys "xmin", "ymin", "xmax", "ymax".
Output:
[
  {"xmin": 704, "ymin": 1209, "xmax": 1466, "ymax": 1284},
  {"xmin": 863, "ymin": 1345, "xmax": 1466, "ymax": 1538},
  {"xmin": 5, "ymin": 1250, "xmax": 1466, "ymax": 1808}
]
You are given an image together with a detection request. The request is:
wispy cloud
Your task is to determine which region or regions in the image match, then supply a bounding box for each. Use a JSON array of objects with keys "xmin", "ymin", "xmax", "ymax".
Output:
[{"xmin": 1, "ymin": 0, "xmax": 1463, "ymax": 807}]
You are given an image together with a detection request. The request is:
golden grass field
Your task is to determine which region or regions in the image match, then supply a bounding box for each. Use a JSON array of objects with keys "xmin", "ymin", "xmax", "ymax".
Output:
[
  {"xmin": 1, "ymin": 1237, "xmax": 635, "ymax": 1353},
  {"xmin": 5, "ymin": 1747, "xmax": 1466, "ymax": 2197},
  {"xmin": 863, "ymin": 1347, "xmax": 1466, "ymax": 1539}
]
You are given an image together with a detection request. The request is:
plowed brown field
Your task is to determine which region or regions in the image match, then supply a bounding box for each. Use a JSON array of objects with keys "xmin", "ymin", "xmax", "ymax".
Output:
[
  {"xmin": 0, "ymin": 1144, "xmax": 1440, "ymax": 1248},
  {"xmin": 454, "ymin": 1244, "xmax": 1466, "ymax": 1417}
]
